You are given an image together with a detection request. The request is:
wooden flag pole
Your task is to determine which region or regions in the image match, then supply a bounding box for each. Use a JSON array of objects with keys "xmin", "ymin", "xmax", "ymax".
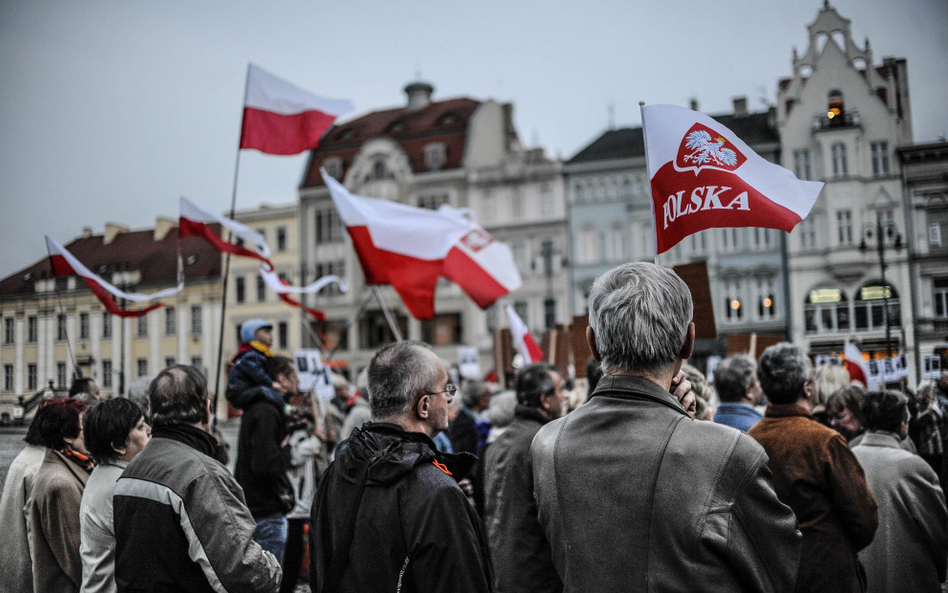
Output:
[{"xmin": 372, "ymin": 286, "xmax": 403, "ymax": 342}]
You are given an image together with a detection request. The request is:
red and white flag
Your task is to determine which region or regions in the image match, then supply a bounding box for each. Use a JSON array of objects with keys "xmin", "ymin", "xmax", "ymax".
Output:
[
  {"xmin": 179, "ymin": 197, "xmax": 273, "ymax": 268},
  {"xmin": 45, "ymin": 236, "xmax": 182, "ymax": 318},
  {"xmin": 844, "ymin": 341, "xmax": 869, "ymax": 387},
  {"xmin": 240, "ymin": 64, "xmax": 354, "ymax": 155},
  {"xmin": 506, "ymin": 305, "xmax": 543, "ymax": 364},
  {"xmin": 642, "ymin": 104, "xmax": 823, "ymax": 254},
  {"xmin": 322, "ymin": 169, "xmax": 522, "ymax": 319},
  {"xmin": 259, "ymin": 267, "xmax": 347, "ymax": 321}
]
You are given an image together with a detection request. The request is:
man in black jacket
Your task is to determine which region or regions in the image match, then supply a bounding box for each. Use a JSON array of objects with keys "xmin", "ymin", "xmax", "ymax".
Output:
[
  {"xmin": 483, "ymin": 363, "xmax": 564, "ymax": 593},
  {"xmin": 310, "ymin": 340, "xmax": 493, "ymax": 593},
  {"xmin": 235, "ymin": 356, "xmax": 297, "ymax": 564}
]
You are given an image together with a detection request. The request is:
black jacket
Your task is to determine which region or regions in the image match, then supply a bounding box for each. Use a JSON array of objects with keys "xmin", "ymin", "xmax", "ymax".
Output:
[
  {"xmin": 483, "ymin": 406, "xmax": 562, "ymax": 593},
  {"xmin": 235, "ymin": 388, "xmax": 294, "ymax": 519},
  {"xmin": 310, "ymin": 422, "xmax": 493, "ymax": 593}
]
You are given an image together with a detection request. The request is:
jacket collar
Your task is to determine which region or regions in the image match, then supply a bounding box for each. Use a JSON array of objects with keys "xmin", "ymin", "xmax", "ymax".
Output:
[
  {"xmin": 857, "ymin": 431, "xmax": 903, "ymax": 449},
  {"xmin": 763, "ymin": 403, "xmax": 812, "ymax": 419},
  {"xmin": 514, "ymin": 405, "xmax": 552, "ymax": 425},
  {"xmin": 591, "ymin": 374, "xmax": 688, "ymax": 416}
]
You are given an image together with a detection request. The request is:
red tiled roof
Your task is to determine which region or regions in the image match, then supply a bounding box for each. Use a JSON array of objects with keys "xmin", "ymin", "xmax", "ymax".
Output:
[
  {"xmin": 0, "ymin": 226, "xmax": 222, "ymax": 298},
  {"xmin": 301, "ymin": 97, "xmax": 481, "ymax": 188}
]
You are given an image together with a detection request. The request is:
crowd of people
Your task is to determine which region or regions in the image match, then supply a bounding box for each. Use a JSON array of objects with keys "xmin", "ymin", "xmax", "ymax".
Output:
[{"xmin": 1, "ymin": 261, "xmax": 947, "ymax": 593}]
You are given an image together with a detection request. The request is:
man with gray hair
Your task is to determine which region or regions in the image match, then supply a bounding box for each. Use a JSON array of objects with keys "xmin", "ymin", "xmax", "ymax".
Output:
[
  {"xmin": 749, "ymin": 343, "xmax": 877, "ymax": 593},
  {"xmin": 531, "ymin": 262, "xmax": 800, "ymax": 592},
  {"xmin": 113, "ymin": 365, "xmax": 281, "ymax": 593},
  {"xmin": 713, "ymin": 354, "xmax": 764, "ymax": 431},
  {"xmin": 310, "ymin": 341, "xmax": 493, "ymax": 593}
]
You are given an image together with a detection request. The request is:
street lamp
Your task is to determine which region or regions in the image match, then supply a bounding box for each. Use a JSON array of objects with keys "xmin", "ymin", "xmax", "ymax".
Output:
[{"xmin": 859, "ymin": 212, "xmax": 903, "ymax": 357}]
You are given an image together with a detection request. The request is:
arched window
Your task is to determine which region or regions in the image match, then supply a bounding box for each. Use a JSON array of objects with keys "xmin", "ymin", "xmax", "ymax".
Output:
[
  {"xmin": 854, "ymin": 284, "xmax": 901, "ymax": 331},
  {"xmin": 373, "ymin": 160, "xmax": 387, "ymax": 180},
  {"xmin": 804, "ymin": 287, "xmax": 849, "ymax": 334},
  {"xmin": 827, "ymin": 89, "xmax": 845, "ymax": 126}
]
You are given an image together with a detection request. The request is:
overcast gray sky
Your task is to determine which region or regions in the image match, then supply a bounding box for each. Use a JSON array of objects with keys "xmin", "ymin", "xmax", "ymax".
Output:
[{"xmin": 1, "ymin": 0, "xmax": 946, "ymax": 279}]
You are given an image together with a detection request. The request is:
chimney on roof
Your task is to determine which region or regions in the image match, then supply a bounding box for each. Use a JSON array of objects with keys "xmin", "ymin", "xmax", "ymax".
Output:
[
  {"xmin": 689, "ymin": 98, "xmax": 699, "ymax": 112},
  {"xmin": 103, "ymin": 223, "xmax": 129, "ymax": 245},
  {"xmin": 733, "ymin": 96, "xmax": 748, "ymax": 116},
  {"xmin": 82, "ymin": 226, "xmax": 94, "ymax": 238},
  {"xmin": 404, "ymin": 81, "xmax": 434, "ymax": 110},
  {"xmin": 154, "ymin": 217, "xmax": 176, "ymax": 241}
]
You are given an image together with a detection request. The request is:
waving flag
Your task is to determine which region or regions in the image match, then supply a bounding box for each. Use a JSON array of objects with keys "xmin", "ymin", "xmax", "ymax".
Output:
[
  {"xmin": 322, "ymin": 169, "xmax": 522, "ymax": 319},
  {"xmin": 642, "ymin": 104, "xmax": 823, "ymax": 254},
  {"xmin": 240, "ymin": 64, "xmax": 354, "ymax": 155},
  {"xmin": 259, "ymin": 267, "xmax": 348, "ymax": 321},
  {"xmin": 45, "ymin": 236, "xmax": 181, "ymax": 318},
  {"xmin": 179, "ymin": 197, "xmax": 273, "ymax": 268},
  {"xmin": 506, "ymin": 305, "xmax": 543, "ymax": 364},
  {"xmin": 843, "ymin": 341, "xmax": 869, "ymax": 387}
]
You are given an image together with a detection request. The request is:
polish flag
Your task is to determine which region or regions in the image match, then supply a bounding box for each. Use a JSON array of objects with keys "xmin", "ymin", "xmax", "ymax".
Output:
[
  {"xmin": 240, "ymin": 64, "xmax": 354, "ymax": 155},
  {"xmin": 506, "ymin": 306, "xmax": 543, "ymax": 364},
  {"xmin": 259, "ymin": 267, "xmax": 348, "ymax": 321},
  {"xmin": 179, "ymin": 197, "xmax": 273, "ymax": 269},
  {"xmin": 45, "ymin": 236, "xmax": 181, "ymax": 318},
  {"xmin": 642, "ymin": 104, "xmax": 823, "ymax": 254},
  {"xmin": 843, "ymin": 341, "xmax": 869, "ymax": 387},
  {"xmin": 322, "ymin": 169, "xmax": 522, "ymax": 319}
]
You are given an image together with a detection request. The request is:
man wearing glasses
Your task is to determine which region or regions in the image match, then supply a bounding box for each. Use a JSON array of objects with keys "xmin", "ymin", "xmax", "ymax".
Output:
[{"xmin": 310, "ymin": 340, "xmax": 493, "ymax": 593}]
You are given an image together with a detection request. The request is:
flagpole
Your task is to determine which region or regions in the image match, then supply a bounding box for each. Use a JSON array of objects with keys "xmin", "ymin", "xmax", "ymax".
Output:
[
  {"xmin": 212, "ymin": 63, "xmax": 251, "ymax": 427},
  {"xmin": 639, "ymin": 101, "xmax": 660, "ymax": 266},
  {"xmin": 371, "ymin": 286, "xmax": 403, "ymax": 342}
]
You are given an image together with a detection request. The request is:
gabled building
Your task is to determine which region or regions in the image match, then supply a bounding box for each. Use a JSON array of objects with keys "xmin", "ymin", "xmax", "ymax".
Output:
[
  {"xmin": 565, "ymin": 99, "xmax": 786, "ymax": 365},
  {"xmin": 0, "ymin": 221, "xmax": 223, "ymax": 421},
  {"xmin": 297, "ymin": 82, "xmax": 569, "ymax": 381},
  {"xmin": 778, "ymin": 4, "xmax": 915, "ymax": 372}
]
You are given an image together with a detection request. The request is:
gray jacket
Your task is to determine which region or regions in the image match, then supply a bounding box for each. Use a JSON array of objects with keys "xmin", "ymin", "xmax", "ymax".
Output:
[
  {"xmin": 79, "ymin": 460, "xmax": 127, "ymax": 593},
  {"xmin": 531, "ymin": 374, "xmax": 801, "ymax": 593}
]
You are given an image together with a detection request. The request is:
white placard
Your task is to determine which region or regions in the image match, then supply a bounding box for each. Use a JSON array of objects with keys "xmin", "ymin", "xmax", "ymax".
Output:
[
  {"xmin": 294, "ymin": 349, "xmax": 335, "ymax": 401},
  {"xmin": 706, "ymin": 355, "xmax": 722, "ymax": 383},
  {"xmin": 923, "ymin": 356, "xmax": 942, "ymax": 380},
  {"xmin": 458, "ymin": 346, "xmax": 481, "ymax": 380}
]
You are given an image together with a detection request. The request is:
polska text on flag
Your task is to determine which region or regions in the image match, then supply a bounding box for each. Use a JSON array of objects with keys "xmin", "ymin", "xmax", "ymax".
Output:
[
  {"xmin": 240, "ymin": 63, "xmax": 354, "ymax": 155},
  {"xmin": 642, "ymin": 104, "xmax": 823, "ymax": 254}
]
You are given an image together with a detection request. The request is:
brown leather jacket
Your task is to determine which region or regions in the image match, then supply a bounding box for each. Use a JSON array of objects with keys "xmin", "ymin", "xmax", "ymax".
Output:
[
  {"xmin": 532, "ymin": 374, "xmax": 801, "ymax": 592},
  {"xmin": 749, "ymin": 405, "xmax": 878, "ymax": 593}
]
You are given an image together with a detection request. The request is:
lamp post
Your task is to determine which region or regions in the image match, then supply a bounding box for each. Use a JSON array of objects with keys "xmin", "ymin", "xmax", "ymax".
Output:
[{"xmin": 859, "ymin": 212, "xmax": 903, "ymax": 357}]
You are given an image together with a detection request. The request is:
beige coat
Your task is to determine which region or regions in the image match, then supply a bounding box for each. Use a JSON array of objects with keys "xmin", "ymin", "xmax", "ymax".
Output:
[
  {"xmin": 0, "ymin": 444, "xmax": 47, "ymax": 593},
  {"xmin": 29, "ymin": 448, "xmax": 89, "ymax": 593}
]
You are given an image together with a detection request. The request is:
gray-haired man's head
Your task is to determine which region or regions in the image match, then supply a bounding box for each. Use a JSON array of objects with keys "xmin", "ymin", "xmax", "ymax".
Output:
[{"xmin": 367, "ymin": 341, "xmax": 441, "ymax": 420}]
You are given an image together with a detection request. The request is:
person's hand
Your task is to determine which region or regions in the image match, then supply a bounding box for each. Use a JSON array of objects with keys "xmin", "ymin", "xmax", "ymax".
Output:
[{"xmin": 670, "ymin": 370, "xmax": 696, "ymax": 418}]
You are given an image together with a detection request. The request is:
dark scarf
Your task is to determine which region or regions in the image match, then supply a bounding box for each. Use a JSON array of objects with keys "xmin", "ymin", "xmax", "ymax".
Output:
[
  {"xmin": 62, "ymin": 447, "xmax": 94, "ymax": 473},
  {"xmin": 151, "ymin": 423, "xmax": 227, "ymax": 464}
]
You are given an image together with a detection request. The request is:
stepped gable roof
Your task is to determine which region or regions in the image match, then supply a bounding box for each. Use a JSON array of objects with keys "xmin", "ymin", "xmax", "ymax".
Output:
[
  {"xmin": 567, "ymin": 111, "xmax": 778, "ymax": 165},
  {"xmin": 301, "ymin": 97, "xmax": 481, "ymax": 188},
  {"xmin": 0, "ymin": 225, "xmax": 222, "ymax": 298}
]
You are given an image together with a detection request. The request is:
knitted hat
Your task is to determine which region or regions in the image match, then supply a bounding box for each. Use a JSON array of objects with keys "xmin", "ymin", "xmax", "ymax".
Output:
[{"xmin": 240, "ymin": 319, "xmax": 272, "ymax": 343}]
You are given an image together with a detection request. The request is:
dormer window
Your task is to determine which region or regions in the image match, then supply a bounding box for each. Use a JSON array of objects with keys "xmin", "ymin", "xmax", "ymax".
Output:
[
  {"xmin": 335, "ymin": 128, "xmax": 355, "ymax": 141},
  {"xmin": 373, "ymin": 160, "xmax": 387, "ymax": 180},
  {"xmin": 827, "ymin": 89, "xmax": 845, "ymax": 126},
  {"xmin": 387, "ymin": 120, "xmax": 405, "ymax": 134},
  {"xmin": 437, "ymin": 113, "xmax": 458, "ymax": 126},
  {"xmin": 323, "ymin": 157, "xmax": 343, "ymax": 180},
  {"xmin": 424, "ymin": 143, "xmax": 446, "ymax": 171}
]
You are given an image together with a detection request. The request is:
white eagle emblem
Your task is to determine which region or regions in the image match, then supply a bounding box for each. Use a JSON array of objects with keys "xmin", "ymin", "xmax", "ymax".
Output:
[{"xmin": 682, "ymin": 130, "xmax": 738, "ymax": 168}]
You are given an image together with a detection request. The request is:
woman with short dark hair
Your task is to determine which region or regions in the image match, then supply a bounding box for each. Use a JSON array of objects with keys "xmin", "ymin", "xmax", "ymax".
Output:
[
  {"xmin": 79, "ymin": 398, "xmax": 150, "ymax": 593},
  {"xmin": 29, "ymin": 398, "xmax": 91, "ymax": 593}
]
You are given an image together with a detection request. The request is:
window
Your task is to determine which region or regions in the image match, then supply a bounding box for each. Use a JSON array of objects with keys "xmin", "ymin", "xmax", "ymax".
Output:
[
  {"xmin": 102, "ymin": 313, "xmax": 112, "ymax": 339},
  {"xmin": 607, "ymin": 225, "xmax": 625, "ymax": 262},
  {"xmin": 424, "ymin": 143, "xmax": 446, "ymax": 171},
  {"xmin": 235, "ymin": 276, "xmax": 246, "ymax": 303},
  {"xmin": 799, "ymin": 217, "xmax": 818, "ymax": 250},
  {"xmin": 934, "ymin": 278, "xmax": 948, "ymax": 318},
  {"xmin": 420, "ymin": 313, "xmax": 462, "ymax": 346},
  {"xmin": 191, "ymin": 357, "xmax": 204, "ymax": 375},
  {"xmin": 540, "ymin": 188, "xmax": 554, "ymax": 217},
  {"xmin": 57, "ymin": 314, "xmax": 67, "ymax": 341},
  {"xmin": 256, "ymin": 275, "xmax": 266, "ymax": 302},
  {"xmin": 190, "ymin": 306, "xmax": 202, "ymax": 335},
  {"xmin": 574, "ymin": 183, "xmax": 584, "ymax": 204},
  {"xmin": 721, "ymin": 228, "xmax": 739, "ymax": 252},
  {"xmin": 418, "ymin": 194, "xmax": 449, "ymax": 210},
  {"xmin": 870, "ymin": 141, "xmax": 890, "ymax": 177},
  {"xmin": 690, "ymin": 231, "xmax": 707, "ymax": 254},
  {"xmin": 373, "ymin": 160, "xmax": 387, "ymax": 180},
  {"xmin": 165, "ymin": 356, "xmax": 176, "ymax": 369},
  {"xmin": 577, "ymin": 227, "xmax": 600, "ymax": 264},
  {"xmin": 753, "ymin": 228, "xmax": 772, "ymax": 249},
  {"xmin": 831, "ymin": 143, "xmax": 848, "ymax": 178},
  {"xmin": 930, "ymin": 223, "xmax": 943, "ymax": 247},
  {"xmin": 804, "ymin": 288, "xmax": 850, "ymax": 334},
  {"xmin": 75, "ymin": 314, "xmax": 89, "ymax": 342},
  {"xmin": 793, "ymin": 149, "xmax": 812, "ymax": 180},
  {"xmin": 102, "ymin": 360, "xmax": 112, "ymax": 389},
  {"xmin": 278, "ymin": 322, "xmax": 288, "ymax": 350},
  {"xmin": 481, "ymin": 191, "xmax": 495, "ymax": 223},
  {"xmin": 27, "ymin": 316, "xmax": 37, "ymax": 343},
  {"xmin": 724, "ymin": 280, "xmax": 743, "ymax": 321},
  {"xmin": 540, "ymin": 240, "xmax": 555, "ymax": 275},
  {"xmin": 511, "ymin": 189, "xmax": 524, "ymax": 218},
  {"xmin": 4, "ymin": 364, "xmax": 13, "ymax": 391},
  {"xmin": 514, "ymin": 301, "xmax": 528, "ymax": 325},
  {"xmin": 323, "ymin": 157, "xmax": 343, "ymax": 180},
  {"xmin": 164, "ymin": 307, "xmax": 176, "ymax": 336},
  {"xmin": 315, "ymin": 209, "xmax": 342, "ymax": 244},
  {"xmin": 276, "ymin": 227, "xmax": 287, "ymax": 252},
  {"xmin": 827, "ymin": 89, "xmax": 845, "ymax": 125},
  {"xmin": 3, "ymin": 318, "xmax": 13, "ymax": 344},
  {"xmin": 836, "ymin": 210, "xmax": 853, "ymax": 246},
  {"xmin": 57, "ymin": 362, "xmax": 67, "ymax": 388},
  {"xmin": 137, "ymin": 316, "xmax": 148, "ymax": 337},
  {"xmin": 359, "ymin": 311, "xmax": 409, "ymax": 349},
  {"xmin": 511, "ymin": 242, "xmax": 528, "ymax": 274},
  {"xmin": 137, "ymin": 358, "xmax": 148, "ymax": 378},
  {"xmin": 854, "ymin": 284, "xmax": 901, "ymax": 331},
  {"xmin": 320, "ymin": 320, "xmax": 348, "ymax": 350},
  {"xmin": 28, "ymin": 363, "xmax": 38, "ymax": 391},
  {"xmin": 757, "ymin": 277, "xmax": 776, "ymax": 320},
  {"xmin": 544, "ymin": 298, "xmax": 556, "ymax": 330}
]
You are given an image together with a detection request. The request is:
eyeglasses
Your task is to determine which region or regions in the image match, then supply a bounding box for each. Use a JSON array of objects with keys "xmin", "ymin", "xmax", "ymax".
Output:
[{"xmin": 424, "ymin": 383, "xmax": 457, "ymax": 398}]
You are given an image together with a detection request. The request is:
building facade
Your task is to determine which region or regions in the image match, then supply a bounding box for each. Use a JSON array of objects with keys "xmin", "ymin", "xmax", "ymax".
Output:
[
  {"xmin": 0, "ymin": 221, "xmax": 223, "ymax": 421},
  {"xmin": 297, "ymin": 82, "xmax": 570, "ymax": 382},
  {"xmin": 778, "ymin": 4, "xmax": 915, "ymax": 374}
]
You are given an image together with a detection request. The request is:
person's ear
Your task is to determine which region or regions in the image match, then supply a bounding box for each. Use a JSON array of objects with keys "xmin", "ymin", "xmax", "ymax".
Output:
[
  {"xmin": 414, "ymin": 394, "xmax": 431, "ymax": 420},
  {"xmin": 679, "ymin": 322, "xmax": 696, "ymax": 360},
  {"xmin": 204, "ymin": 399, "xmax": 212, "ymax": 425},
  {"xmin": 586, "ymin": 326, "xmax": 602, "ymax": 362}
]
